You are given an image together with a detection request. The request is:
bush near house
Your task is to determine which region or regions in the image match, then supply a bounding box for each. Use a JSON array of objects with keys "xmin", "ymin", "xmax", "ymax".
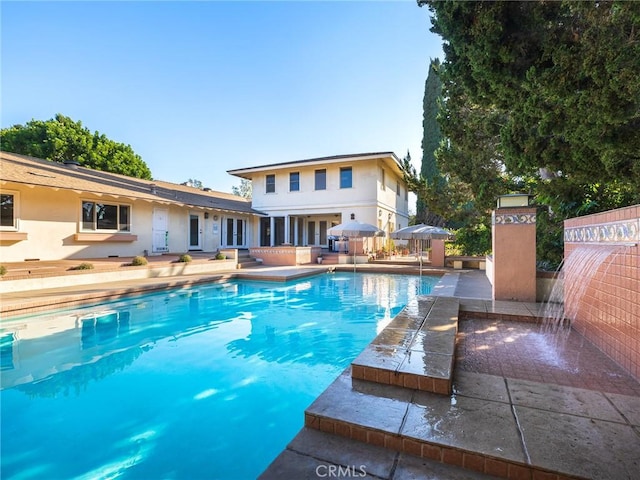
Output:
[
  {"xmin": 0, "ymin": 265, "xmax": 6, "ymax": 276},
  {"xmin": 215, "ymin": 252, "xmax": 226, "ymax": 260},
  {"xmin": 69, "ymin": 262, "xmax": 95, "ymax": 271},
  {"xmin": 178, "ymin": 254, "xmax": 192, "ymax": 263},
  {"xmin": 129, "ymin": 256, "xmax": 148, "ymax": 266}
]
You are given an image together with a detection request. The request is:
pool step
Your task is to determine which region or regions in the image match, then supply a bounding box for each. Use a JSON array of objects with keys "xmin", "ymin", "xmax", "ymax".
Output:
[
  {"xmin": 303, "ymin": 370, "xmax": 594, "ymax": 480},
  {"xmin": 259, "ymin": 427, "xmax": 497, "ymax": 480},
  {"xmin": 351, "ymin": 295, "xmax": 459, "ymax": 395}
]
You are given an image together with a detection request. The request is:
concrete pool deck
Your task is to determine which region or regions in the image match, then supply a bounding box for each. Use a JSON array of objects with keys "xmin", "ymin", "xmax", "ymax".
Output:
[
  {"xmin": 259, "ymin": 270, "xmax": 640, "ymax": 479},
  {"xmin": 1, "ymin": 263, "xmax": 638, "ymax": 479}
]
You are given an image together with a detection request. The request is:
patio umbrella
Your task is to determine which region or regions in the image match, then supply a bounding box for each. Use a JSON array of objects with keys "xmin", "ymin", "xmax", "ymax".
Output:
[
  {"xmin": 327, "ymin": 220, "xmax": 384, "ymax": 271},
  {"xmin": 391, "ymin": 224, "xmax": 454, "ymax": 241},
  {"xmin": 391, "ymin": 224, "xmax": 454, "ymax": 274}
]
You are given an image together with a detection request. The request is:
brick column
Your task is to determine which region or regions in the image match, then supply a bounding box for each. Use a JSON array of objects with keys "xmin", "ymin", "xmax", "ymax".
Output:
[{"xmin": 492, "ymin": 206, "xmax": 537, "ymax": 302}]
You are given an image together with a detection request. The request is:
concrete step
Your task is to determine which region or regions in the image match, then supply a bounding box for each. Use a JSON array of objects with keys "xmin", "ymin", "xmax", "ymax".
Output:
[
  {"xmin": 303, "ymin": 369, "xmax": 599, "ymax": 480},
  {"xmin": 237, "ymin": 260, "xmax": 261, "ymax": 269},
  {"xmin": 259, "ymin": 427, "xmax": 496, "ymax": 480},
  {"xmin": 351, "ymin": 296, "xmax": 458, "ymax": 395}
]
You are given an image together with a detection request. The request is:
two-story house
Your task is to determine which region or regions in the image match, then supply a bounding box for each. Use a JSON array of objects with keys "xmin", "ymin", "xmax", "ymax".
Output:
[{"xmin": 228, "ymin": 152, "xmax": 409, "ymax": 251}]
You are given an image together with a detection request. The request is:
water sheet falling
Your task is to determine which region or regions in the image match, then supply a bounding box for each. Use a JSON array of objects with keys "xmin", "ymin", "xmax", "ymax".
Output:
[{"xmin": 541, "ymin": 244, "xmax": 624, "ymax": 332}]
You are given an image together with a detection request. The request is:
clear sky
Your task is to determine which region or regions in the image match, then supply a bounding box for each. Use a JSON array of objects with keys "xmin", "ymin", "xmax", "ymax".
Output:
[{"xmin": 1, "ymin": 0, "xmax": 444, "ymax": 199}]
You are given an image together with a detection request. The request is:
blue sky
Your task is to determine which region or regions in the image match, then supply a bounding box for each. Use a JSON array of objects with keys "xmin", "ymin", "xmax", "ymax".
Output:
[{"xmin": 1, "ymin": 1, "xmax": 443, "ymax": 199}]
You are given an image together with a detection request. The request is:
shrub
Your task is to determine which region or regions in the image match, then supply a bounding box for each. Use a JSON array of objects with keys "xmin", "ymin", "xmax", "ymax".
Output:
[
  {"xmin": 215, "ymin": 252, "xmax": 226, "ymax": 260},
  {"xmin": 70, "ymin": 262, "xmax": 94, "ymax": 271},
  {"xmin": 130, "ymin": 256, "xmax": 148, "ymax": 266},
  {"xmin": 178, "ymin": 254, "xmax": 192, "ymax": 263},
  {"xmin": 0, "ymin": 265, "xmax": 6, "ymax": 276}
]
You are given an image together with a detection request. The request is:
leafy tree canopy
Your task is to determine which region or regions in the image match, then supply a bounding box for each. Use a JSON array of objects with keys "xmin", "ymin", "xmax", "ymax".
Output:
[
  {"xmin": 421, "ymin": 0, "xmax": 640, "ymax": 213},
  {"xmin": 232, "ymin": 178, "xmax": 252, "ymax": 199},
  {"xmin": 183, "ymin": 179, "xmax": 204, "ymax": 189},
  {"xmin": 0, "ymin": 114, "xmax": 152, "ymax": 179},
  {"xmin": 409, "ymin": 0, "xmax": 640, "ymax": 264}
]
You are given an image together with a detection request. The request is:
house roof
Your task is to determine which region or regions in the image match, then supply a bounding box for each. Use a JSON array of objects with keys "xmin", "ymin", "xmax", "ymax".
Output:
[
  {"xmin": 227, "ymin": 151, "xmax": 403, "ymax": 179},
  {"xmin": 0, "ymin": 151, "xmax": 262, "ymax": 216}
]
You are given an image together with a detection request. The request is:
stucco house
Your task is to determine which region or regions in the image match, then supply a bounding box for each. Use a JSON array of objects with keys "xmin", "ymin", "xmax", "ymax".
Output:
[
  {"xmin": 228, "ymin": 152, "xmax": 410, "ymax": 251},
  {"xmin": 0, "ymin": 151, "xmax": 261, "ymax": 263},
  {"xmin": 1, "ymin": 150, "xmax": 409, "ymax": 265}
]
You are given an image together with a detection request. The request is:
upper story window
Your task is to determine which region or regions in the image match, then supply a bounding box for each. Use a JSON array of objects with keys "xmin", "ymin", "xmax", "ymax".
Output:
[
  {"xmin": 289, "ymin": 172, "xmax": 300, "ymax": 192},
  {"xmin": 381, "ymin": 169, "xmax": 386, "ymax": 191},
  {"xmin": 315, "ymin": 169, "xmax": 326, "ymax": 190},
  {"xmin": 340, "ymin": 167, "xmax": 352, "ymax": 189},
  {"xmin": 82, "ymin": 201, "xmax": 131, "ymax": 232},
  {"xmin": 397, "ymin": 181, "xmax": 401, "ymax": 196},
  {"xmin": 0, "ymin": 192, "xmax": 18, "ymax": 230},
  {"xmin": 266, "ymin": 174, "xmax": 276, "ymax": 193}
]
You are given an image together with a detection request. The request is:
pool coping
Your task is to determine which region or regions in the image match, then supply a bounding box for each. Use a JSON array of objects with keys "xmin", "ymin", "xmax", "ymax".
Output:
[{"xmin": 0, "ymin": 265, "xmax": 449, "ymax": 319}]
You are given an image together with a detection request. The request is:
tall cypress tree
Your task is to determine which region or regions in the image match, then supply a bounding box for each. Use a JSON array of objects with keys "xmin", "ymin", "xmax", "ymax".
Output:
[{"xmin": 416, "ymin": 58, "xmax": 445, "ymax": 226}]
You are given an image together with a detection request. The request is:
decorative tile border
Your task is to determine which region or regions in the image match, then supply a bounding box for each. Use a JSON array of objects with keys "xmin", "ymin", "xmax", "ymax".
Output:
[
  {"xmin": 492, "ymin": 212, "xmax": 536, "ymax": 225},
  {"xmin": 564, "ymin": 219, "xmax": 640, "ymax": 244}
]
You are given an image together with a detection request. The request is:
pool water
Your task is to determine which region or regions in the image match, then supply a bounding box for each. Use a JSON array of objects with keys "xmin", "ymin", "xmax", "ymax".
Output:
[{"xmin": 1, "ymin": 272, "xmax": 439, "ymax": 480}]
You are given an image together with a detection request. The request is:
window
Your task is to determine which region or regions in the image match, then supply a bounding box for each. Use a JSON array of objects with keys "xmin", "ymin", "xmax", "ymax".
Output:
[
  {"xmin": 266, "ymin": 174, "xmax": 275, "ymax": 193},
  {"xmin": 381, "ymin": 169, "xmax": 386, "ymax": 191},
  {"xmin": 82, "ymin": 201, "xmax": 131, "ymax": 232},
  {"xmin": 0, "ymin": 192, "xmax": 18, "ymax": 230},
  {"xmin": 397, "ymin": 181, "xmax": 401, "ymax": 196},
  {"xmin": 340, "ymin": 167, "xmax": 352, "ymax": 189},
  {"xmin": 315, "ymin": 169, "xmax": 326, "ymax": 190},
  {"xmin": 289, "ymin": 172, "xmax": 300, "ymax": 192}
]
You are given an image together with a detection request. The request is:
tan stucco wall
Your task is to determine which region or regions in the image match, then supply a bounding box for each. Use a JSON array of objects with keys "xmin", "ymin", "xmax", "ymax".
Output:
[
  {"xmin": 0, "ymin": 183, "xmax": 233, "ymax": 262},
  {"xmin": 248, "ymin": 158, "xmax": 410, "ymax": 233}
]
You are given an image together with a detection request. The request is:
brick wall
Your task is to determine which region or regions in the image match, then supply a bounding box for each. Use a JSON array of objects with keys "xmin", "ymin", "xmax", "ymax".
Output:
[{"xmin": 564, "ymin": 205, "xmax": 640, "ymax": 381}]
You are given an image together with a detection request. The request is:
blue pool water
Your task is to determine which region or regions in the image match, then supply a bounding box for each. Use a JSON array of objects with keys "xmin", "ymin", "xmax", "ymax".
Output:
[{"xmin": 1, "ymin": 272, "xmax": 439, "ymax": 480}]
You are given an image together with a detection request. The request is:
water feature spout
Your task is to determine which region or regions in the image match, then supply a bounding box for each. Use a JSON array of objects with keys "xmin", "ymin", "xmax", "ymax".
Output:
[{"xmin": 541, "ymin": 244, "xmax": 628, "ymax": 331}]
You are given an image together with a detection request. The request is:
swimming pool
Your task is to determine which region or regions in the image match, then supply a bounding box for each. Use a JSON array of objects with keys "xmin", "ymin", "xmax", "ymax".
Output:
[{"xmin": 1, "ymin": 272, "xmax": 439, "ymax": 479}]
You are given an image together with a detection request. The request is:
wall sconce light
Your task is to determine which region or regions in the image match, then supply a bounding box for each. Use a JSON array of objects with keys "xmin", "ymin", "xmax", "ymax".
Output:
[
  {"xmin": 213, "ymin": 215, "xmax": 219, "ymax": 221},
  {"xmin": 204, "ymin": 212, "xmax": 209, "ymax": 219},
  {"xmin": 350, "ymin": 213, "xmax": 355, "ymax": 220},
  {"xmin": 388, "ymin": 212, "xmax": 392, "ymax": 219},
  {"xmin": 378, "ymin": 209, "xmax": 382, "ymax": 217}
]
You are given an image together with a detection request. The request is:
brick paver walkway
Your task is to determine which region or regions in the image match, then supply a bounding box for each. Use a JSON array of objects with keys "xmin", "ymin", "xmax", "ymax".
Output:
[{"xmin": 456, "ymin": 317, "xmax": 640, "ymax": 396}]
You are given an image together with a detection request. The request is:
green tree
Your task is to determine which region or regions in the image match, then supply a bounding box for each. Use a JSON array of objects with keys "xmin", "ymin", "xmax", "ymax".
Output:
[
  {"xmin": 232, "ymin": 178, "xmax": 252, "ymax": 199},
  {"xmin": 421, "ymin": 0, "xmax": 640, "ymax": 213},
  {"xmin": 416, "ymin": 58, "xmax": 446, "ymax": 226},
  {"xmin": 0, "ymin": 114, "xmax": 152, "ymax": 179},
  {"xmin": 418, "ymin": 0, "xmax": 640, "ymax": 266},
  {"xmin": 183, "ymin": 179, "xmax": 204, "ymax": 189}
]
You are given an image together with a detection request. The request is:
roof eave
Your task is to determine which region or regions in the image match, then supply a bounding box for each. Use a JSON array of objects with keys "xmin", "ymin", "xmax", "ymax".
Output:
[{"xmin": 227, "ymin": 152, "xmax": 399, "ymax": 177}]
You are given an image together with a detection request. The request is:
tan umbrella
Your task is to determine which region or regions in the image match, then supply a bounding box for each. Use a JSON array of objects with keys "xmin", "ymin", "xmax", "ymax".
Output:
[
  {"xmin": 391, "ymin": 224, "xmax": 454, "ymax": 274},
  {"xmin": 327, "ymin": 221, "xmax": 385, "ymax": 271}
]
